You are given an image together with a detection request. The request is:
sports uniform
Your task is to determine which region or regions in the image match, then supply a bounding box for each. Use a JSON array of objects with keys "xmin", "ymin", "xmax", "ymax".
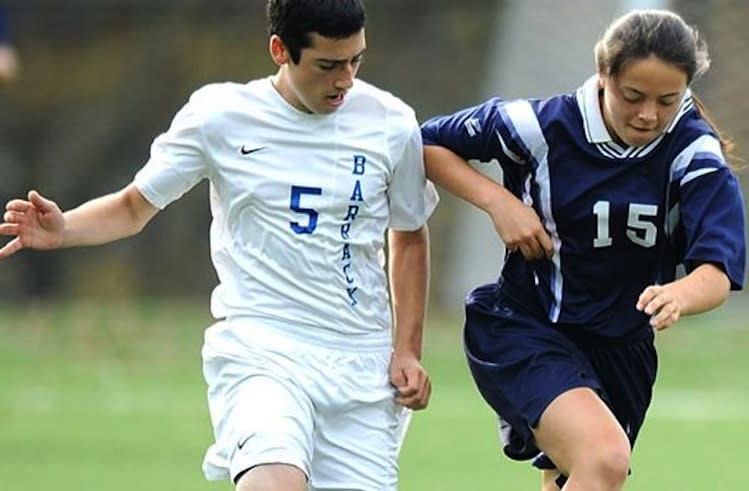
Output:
[
  {"xmin": 421, "ymin": 75, "xmax": 745, "ymax": 472},
  {"xmin": 134, "ymin": 76, "xmax": 437, "ymax": 489}
]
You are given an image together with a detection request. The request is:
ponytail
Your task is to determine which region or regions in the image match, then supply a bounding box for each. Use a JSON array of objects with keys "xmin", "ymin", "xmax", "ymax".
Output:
[{"xmin": 692, "ymin": 94, "xmax": 743, "ymax": 171}]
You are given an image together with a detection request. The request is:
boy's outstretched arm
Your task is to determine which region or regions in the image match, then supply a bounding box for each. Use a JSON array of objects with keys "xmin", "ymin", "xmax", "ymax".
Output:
[{"xmin": 0, "ymin": 183, "xmax": 158, "ymax": 259}]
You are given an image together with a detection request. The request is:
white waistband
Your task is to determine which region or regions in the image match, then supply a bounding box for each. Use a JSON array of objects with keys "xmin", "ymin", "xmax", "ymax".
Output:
[{"xmin": 206, "ymin": 315, "xmax": 393, "ymax": 353}]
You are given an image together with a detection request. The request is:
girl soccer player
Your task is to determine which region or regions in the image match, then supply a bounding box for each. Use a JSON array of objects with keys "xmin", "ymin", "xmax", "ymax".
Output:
[{"xmin": 422, "ymin": 9, "xmax": 745, "ymax": 490}]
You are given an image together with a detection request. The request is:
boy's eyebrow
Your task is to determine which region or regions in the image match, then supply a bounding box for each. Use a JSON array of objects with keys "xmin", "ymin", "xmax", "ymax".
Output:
[{"xmin": 315, "ymin": 48, "xmax": 366, "ymax": 64}]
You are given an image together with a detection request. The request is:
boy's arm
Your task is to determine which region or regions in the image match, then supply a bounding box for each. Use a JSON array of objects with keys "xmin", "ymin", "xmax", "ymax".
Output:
[
  {"xmin": 388, "ymin": 225, "xmax": 431, "ymax": 410},
  {"xmin": 0, "ymin": 183, "xmax": 158, "ymax": 258}
]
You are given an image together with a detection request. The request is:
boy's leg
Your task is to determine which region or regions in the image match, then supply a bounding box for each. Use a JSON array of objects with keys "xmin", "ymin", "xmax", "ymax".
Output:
[
  {"xmin": 202, "ymin": 330, "xmax": 316, "ymax": 489},
  {"xmin": 308, "ymin": 349, "xmax": 409, "ymax": 491},
  {"xmin": 235, "ymin": 464, "xmax": 307, "ymax": 491}
]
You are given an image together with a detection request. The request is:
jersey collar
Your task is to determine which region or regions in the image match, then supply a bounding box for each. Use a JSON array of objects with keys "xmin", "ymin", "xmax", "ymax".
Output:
[
  {"xmin": 576, "ymin": 75, "xmax": 694, "ymax": 157},
  {"xmin": 576, "ymin": 75, "xmax": 611, "ymax": 144}
]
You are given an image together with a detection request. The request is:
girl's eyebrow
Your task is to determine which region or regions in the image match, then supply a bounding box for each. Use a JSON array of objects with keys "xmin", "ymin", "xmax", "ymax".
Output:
[{"xmin": 623, "ymin": 86, "xmax": 681, "ymax": 98}]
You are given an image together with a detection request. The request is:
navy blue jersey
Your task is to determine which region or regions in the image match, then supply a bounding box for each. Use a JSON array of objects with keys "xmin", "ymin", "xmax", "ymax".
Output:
[{"xmin": 422, "ymin": 76, "xmax": 746, "ymax": 337}]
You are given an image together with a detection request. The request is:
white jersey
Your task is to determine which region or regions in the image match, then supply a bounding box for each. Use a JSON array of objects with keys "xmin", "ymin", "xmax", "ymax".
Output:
[{"xmin": 134, "ymin": 77, "xmax": 438, "ymax": 349}]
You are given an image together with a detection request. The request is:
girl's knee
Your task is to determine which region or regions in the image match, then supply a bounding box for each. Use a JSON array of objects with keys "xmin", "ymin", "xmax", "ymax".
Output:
[{"xmin": 585, "ymin": 436, "xmax": 631, "ymax": 487}]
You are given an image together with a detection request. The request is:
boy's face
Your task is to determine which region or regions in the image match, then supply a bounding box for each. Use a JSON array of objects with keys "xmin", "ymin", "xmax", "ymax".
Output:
[{"xmin": 271, "ymin": 29, "xmax": 366, "ymax": 114}]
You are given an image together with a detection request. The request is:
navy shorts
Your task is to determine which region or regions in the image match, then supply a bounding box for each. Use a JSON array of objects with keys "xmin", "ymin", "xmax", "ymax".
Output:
[{"xmin": 463, "ymin": 282, "xmax": 657, "ymax": 471}]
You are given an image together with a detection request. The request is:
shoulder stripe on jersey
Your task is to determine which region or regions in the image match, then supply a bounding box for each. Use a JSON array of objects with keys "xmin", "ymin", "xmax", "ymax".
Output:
[
  {"xmin": 500, "ymin": 100, "xmax": 547, "ymax": 168},
  {"xmin": 495, "ymin": 104, "xmax": 532, "ymax": 163},
  {"xmin": 670, "ymin": 134, "xmax": 724, "ymax": 183},
  {"xmin": 495, "ymin": 129, "xmax": 524, "ymax": 164},
  {"xmin": 500, "ymin": 100, "xmax": 564, "ymax": 322},
  {"xmin": 666, "ymin": 134, "xmax": 724, "ymax": 235},
  {"xmin": 682, "ymin": 166, "xmax": 719, "ymax": 186}
]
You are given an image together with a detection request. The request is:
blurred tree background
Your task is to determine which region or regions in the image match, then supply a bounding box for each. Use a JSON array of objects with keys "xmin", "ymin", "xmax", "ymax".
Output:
[{"xmin": 0, "ymin": 0, "xmax": 746, "ymax": 307}]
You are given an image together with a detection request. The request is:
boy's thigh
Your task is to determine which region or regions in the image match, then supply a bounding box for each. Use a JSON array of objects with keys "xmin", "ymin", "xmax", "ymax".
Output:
[
  {"xmin": 205, "ymin": 331, "xmax": 407, "ymax": 489},
  {"xmin": 310, "ymin": 394, "xmax": 411, "ymax": 491},
  {"xmin": 203, "ymin": 350, "xmax": 316, "ymax": 482}
]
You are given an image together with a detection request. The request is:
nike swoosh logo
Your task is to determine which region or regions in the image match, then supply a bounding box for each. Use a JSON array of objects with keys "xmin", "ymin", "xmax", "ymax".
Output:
[
  {"xmin": 237, "ymin": 435, "xmax": 253, "ymax": 450},
  {"xmin": 240, "ymin": 145, "xmax": 266, "ymax": 155}
]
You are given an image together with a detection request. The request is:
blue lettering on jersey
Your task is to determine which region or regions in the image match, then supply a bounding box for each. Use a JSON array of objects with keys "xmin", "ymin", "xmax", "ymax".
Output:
[
  {"xmin": 340, "ymin": 222, "xmax": 351, "ymax": 240},
  {"xmin": 350, "ymin": 180, "xmax": 364, "ymax": 201},
  {"xmin": 353, "ymin": 155, "xmax": 366, "ymax": 175},
  {"xmin": 347, "ymin": 287, "xmax": 359, "ymax": 305},
  {"xmin": 289, "ymin": 186, "xmax": 322, "ymax": 234},
  {"xmin": 344, "ymin": 205, "xmax": 360, "ymax": 221},
  {"xmin": 340, "ymin": 155, "xmax": 367, "ymax": 306},
  {"xmin": 343, "ymin": 264, "xmax": 355, "ymax": 284}
]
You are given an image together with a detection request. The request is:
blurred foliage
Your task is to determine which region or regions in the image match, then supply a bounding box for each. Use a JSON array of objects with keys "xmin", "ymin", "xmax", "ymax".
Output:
[{"xmin": 0, "ymin": 0, "xmax": 746, "ymax": 301}]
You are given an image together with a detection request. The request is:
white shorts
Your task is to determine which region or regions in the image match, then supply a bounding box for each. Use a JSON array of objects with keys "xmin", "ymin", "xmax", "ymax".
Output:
[{"xmin": 201, "ymin": 319, "xmax": 412, "ymax": 491}]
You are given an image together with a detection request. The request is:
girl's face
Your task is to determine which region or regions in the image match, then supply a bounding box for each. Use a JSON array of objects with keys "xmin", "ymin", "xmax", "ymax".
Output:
[{"xmin": 599, "ymin": 55, "xmax": 688, "ymax": 147}]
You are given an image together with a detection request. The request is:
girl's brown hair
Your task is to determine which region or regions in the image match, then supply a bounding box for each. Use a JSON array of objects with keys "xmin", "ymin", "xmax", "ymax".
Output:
[{"xmin": 595, "ymin": 9, "xmax": 738, "ymax": 168}]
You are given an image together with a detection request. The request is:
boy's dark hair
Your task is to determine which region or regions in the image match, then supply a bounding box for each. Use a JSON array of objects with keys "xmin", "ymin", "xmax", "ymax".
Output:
[{"xmin": 267, "ymin": 0, "xmax": 366, "ymax": 64}]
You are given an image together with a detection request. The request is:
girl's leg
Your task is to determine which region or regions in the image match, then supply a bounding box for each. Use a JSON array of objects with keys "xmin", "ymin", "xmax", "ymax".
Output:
[{"xmin": 534, "ymin": 387, "xmax": 630, "ymax": 491}]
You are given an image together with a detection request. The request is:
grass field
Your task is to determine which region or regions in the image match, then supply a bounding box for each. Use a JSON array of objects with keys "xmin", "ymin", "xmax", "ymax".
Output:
[{"xmin": 1, "ymin": 300, "xmax": 747, "ymax": 490}]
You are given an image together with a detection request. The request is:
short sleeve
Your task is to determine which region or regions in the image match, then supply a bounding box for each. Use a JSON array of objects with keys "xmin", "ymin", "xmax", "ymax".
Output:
[
  {"xmin": 675, "ymin": 136, "xmax": 746, "ymax": 289},
  {"xmin": 134, "ymin": 91, "xmax": 210, "ymax": 209},
  {"xmin": 420, "ymin": 97, "xmax": 523, "ymax": 164},
  {"xmin": 388, "ymin": 113, "xmax": 439, "ymax": 231}
]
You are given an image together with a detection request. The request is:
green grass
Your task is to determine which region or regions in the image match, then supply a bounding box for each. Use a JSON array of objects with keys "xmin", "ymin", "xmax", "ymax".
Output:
[{"xmin": 1, "ymin": 300, "xmax": 747, "ymax": 490}]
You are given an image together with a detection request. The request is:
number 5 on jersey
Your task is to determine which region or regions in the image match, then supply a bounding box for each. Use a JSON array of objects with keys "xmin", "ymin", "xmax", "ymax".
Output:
[{"xmin": 290, "ymin": 185, "xmax": 323, "ymax": 234}]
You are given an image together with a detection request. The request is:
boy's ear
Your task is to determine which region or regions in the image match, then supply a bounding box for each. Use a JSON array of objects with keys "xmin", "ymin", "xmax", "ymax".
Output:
[{"xmin": 269, "ymin": 35, "xmax": 290, "ymax": 66}]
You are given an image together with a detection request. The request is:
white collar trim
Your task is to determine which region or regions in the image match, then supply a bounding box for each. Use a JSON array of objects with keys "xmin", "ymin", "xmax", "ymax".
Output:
[
  {"xmin": 577, "ymin": 75, "xmax": 611, "ymax": 144},
  {"xmin": 576, "ymin": 74, "xmax": 693, "ymax": 147}
]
